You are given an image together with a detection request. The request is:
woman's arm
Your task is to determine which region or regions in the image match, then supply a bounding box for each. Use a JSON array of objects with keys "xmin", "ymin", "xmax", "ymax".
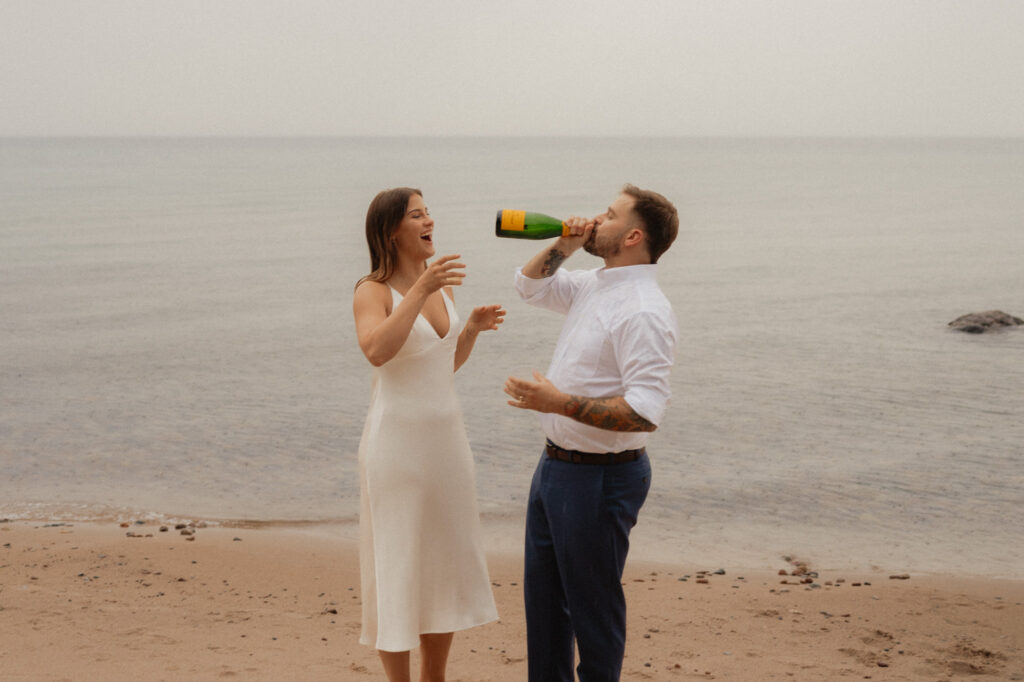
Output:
[
  {"xmin": 353, "ymin": 255, "xmax": 465, "ymax": 367},
  {"xmin": 454, "ymin": 301, "xmax": 506, "ymax": 372},
  {"xmin": 353, "ymin": 280, "xmax": 425, "ymax": 367}
]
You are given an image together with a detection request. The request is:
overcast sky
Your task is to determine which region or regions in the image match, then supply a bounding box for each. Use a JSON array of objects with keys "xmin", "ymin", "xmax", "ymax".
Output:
[{"xmin": 2, "ymin": 0, "xmax": 1023, "ymax": 137}]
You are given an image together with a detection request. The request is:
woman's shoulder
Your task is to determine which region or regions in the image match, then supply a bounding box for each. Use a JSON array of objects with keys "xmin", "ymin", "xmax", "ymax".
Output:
[
  {"xmin": 355, "ymin": 276, "xmax": 392, "ymax": 294},
  {"xmin": 354, "ymin": 278, "xmax": 393, "ymax": 309}
]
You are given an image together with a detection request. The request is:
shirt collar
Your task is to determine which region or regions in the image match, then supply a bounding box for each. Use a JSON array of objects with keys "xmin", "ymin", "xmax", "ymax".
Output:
[{"xmin": 594, "ymin": 263, "xmax": 658, "ymax": 287}]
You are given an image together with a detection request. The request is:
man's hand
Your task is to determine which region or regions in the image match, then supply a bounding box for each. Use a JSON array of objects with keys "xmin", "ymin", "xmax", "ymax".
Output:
[
  {"xmin": 521, "ymin": 216, "xmax": 594, "ymax": 279},
  {"xmin": 504, "ymin": 370, "xmax": 565, "ymax": 413},
  {"xmin": 504, "ymin": 371, "xmax": 657, "ymax": 432},
  {"xmin": 558, "ymin": 215, "xmax": 594, "ymax": 251}
]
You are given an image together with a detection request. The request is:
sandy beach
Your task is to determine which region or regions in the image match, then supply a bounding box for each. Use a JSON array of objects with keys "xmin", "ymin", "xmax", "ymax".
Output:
[{"xmin": 1, "ymin": 520, "xmax": 1021, "ymax": 681}]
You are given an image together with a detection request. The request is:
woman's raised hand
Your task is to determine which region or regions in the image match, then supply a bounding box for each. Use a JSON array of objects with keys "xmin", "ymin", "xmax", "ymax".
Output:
[{"xmin": 415, "ymin": 254, "xmax": 466, "ymax": 294}]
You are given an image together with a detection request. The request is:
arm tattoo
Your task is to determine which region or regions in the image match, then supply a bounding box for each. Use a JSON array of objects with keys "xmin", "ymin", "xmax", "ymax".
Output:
[
  {"xmin": 540, "ymin": 248, "xmax": 568, "ymax": 277},
  {"xmin": 563, "ymin": 395, "xmax": 657, "ymax": 432}
]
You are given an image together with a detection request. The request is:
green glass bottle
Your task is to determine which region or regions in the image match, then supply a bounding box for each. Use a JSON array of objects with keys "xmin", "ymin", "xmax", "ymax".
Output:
[{"xmin": 495, "ymin": 210, "xmax": 570, "ymax": 239}]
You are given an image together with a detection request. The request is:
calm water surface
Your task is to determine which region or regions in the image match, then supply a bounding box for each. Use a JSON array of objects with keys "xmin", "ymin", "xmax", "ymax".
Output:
[{"xmin": 2, "ymin": 137, "xmax": 1022, "ymax": 576}]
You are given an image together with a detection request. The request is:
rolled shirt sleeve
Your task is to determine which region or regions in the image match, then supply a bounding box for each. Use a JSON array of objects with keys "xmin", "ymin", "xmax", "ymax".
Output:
[
  {"xmin": 615, "ymin": 310, "xmax": 676, "ymax": 427},
  {"xmin": 514, "ymin": 267, "xmax": 586, "ymax": 314}
]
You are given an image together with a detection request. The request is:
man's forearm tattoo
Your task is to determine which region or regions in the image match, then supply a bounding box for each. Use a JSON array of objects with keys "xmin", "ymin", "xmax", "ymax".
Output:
[
  {"xmin": 563, "ymin": 395, "xmax": 656, "ymax": 432},
  {"xmin": 540, "ymin": 248, "xmax": 568, "ymax": 277}
]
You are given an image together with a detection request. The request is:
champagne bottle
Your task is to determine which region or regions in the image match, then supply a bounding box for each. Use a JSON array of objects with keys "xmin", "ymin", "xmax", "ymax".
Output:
[{"xmin": 495, "ymin": 210, "xmax": 570, "ymax": 239}]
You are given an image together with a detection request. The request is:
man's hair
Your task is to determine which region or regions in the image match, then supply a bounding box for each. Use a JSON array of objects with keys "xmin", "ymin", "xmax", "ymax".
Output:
[{"xmin": 622, "ymin": 184, "xmax": 678, "ymax": 264}]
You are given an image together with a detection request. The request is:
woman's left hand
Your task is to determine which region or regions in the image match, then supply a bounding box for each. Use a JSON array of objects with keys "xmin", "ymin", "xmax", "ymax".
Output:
[{"xmin": 467, "ymin": 304, "xmax": 506, "ymax": 335}]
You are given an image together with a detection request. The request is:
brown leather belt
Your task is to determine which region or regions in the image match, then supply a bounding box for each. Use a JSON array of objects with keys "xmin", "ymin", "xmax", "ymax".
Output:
[{"xmin": 545, "ymin": 440, "xmax": 646, "ymax": 465}]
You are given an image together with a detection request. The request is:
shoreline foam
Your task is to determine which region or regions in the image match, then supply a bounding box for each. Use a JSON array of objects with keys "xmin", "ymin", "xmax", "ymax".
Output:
[{"xmin": 4, "ymin": 501, "xmax": 1022, "ymax": 582}]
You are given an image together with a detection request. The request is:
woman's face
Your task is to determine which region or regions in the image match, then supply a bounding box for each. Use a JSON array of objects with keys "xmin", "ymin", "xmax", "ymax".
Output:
[{"xmin": 393, "ymin": 193, "xmax": 436, "ymax": 261}]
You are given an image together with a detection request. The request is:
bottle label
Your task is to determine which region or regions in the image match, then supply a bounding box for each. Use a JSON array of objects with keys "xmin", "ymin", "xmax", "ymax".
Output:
[{"xmin": 500, "ymin": 210, "xmax": 527, "ymax": 231}]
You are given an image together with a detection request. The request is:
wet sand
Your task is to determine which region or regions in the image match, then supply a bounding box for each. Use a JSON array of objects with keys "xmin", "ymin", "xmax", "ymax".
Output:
[{"xmin": 1, "ymin": 520, "xmax": 1021, "ymax": 681}]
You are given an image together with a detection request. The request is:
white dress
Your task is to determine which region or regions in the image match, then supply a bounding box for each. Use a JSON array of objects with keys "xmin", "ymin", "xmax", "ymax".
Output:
[{"xmin": 358, "ymin": 286, "xmax": 498, "ymax": 652}]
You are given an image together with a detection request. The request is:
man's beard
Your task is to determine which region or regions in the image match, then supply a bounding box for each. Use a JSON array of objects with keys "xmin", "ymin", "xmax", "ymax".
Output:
[{"xmin": 583, "ymin": 230, "xmax": 620, "ymax": 258}]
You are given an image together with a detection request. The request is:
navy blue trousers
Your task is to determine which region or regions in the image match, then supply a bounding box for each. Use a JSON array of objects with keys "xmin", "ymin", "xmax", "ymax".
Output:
[{"xmin": 524, "ymin": 448, "xmax": 652, "ymax": 682}]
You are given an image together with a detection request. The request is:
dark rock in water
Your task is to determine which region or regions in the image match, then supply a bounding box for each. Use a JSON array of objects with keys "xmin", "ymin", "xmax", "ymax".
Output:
[{"xmin": 948, "ymin": 310, "xmax": 1023, "ymax": 333}]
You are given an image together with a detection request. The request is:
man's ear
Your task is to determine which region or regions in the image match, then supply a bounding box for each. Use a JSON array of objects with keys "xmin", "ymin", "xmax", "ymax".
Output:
[{"xmin": 624, "ymin": 227, "xmax": 646, "ymax": 247}]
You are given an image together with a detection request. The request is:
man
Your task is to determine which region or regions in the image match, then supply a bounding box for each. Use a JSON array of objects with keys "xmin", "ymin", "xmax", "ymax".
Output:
[{"xmin": 504, "ymin": 184, "xmax": 679, "ymax": 681}]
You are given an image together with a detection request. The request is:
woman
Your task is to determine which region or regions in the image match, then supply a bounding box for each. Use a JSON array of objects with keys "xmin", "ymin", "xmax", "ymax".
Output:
[{"xmin": 352, "ymin": 188, "xmax": 503, "ymax": 681}]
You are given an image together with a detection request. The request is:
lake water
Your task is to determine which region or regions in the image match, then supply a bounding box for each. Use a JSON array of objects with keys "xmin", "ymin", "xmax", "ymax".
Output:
[{"xmin": 2, "ymin": 136, "xmax": 1022, "ymax": 577}]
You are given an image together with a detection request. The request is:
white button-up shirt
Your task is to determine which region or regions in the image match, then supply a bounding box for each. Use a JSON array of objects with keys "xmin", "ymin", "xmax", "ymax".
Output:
[{"xmin": 514, "ymin": 264, "xmax": 677, "ymax": 454}]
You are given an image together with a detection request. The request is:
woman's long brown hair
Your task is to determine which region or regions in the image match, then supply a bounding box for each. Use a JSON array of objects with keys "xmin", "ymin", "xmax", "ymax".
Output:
[{"xmin": 355, "ymin": 187, "xmax": 422, "ymax": 290}]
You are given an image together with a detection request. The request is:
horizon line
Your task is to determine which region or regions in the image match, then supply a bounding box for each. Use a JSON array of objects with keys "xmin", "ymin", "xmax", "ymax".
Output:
[{"xmin": 2, "ymin": 133, "xmax": 1023, "ymax": 141}]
